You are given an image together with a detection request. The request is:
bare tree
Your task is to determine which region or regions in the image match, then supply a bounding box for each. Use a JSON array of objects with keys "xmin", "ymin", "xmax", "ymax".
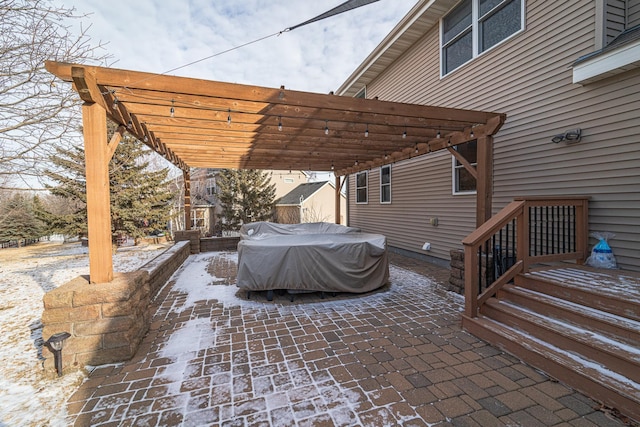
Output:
[{"xmin": 0, "ymin": 0, "xmax": 110, "ymax": 190}]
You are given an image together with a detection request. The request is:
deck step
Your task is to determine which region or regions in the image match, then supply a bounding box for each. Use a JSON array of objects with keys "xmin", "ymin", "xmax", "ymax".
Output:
[
  {"xmin": 462, "ymin": 314, "xmax": 640, "ymax": 422},
  {"xmin": 498, "ymin": 284, "xmax": 640, "ymax": 344},
  {"xmin": 481, "ymin": 297, "xmax": 640, "ymax": 383},
  {"xmin": 515, "ymin": 267, "xmax": 640, "ymax": 322}
]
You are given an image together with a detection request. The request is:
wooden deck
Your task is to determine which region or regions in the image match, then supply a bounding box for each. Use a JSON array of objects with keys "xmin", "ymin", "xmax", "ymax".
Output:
[{"xmin": 463, "ymin": 265, "xmax": 640, "ymax": 424}]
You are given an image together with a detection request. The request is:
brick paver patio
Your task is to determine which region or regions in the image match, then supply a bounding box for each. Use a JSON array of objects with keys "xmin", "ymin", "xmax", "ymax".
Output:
[{"xmin": 65, "ymin": 252, "xmax": 628, "ymax": 426}]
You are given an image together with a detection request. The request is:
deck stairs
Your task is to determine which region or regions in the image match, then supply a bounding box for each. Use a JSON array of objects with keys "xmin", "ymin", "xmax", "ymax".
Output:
[{"xmin": 463, "ymin": 265, "xmax": 640, "ymax": 423}]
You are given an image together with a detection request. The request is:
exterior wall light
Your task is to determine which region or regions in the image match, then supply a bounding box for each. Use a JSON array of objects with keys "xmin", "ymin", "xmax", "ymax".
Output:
[
  {"xmin": 45, "ymin": 332, "xmax": 71, "ymax": 377},
  {"xmin": 552, "ymin": 128, "xmax": 582, "ymax": 143}
]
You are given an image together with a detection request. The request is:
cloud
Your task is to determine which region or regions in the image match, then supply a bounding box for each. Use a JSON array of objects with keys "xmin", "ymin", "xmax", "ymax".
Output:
[{"xmin": 63, "ymin": 0, "xmax": 416, "ymax": 92}]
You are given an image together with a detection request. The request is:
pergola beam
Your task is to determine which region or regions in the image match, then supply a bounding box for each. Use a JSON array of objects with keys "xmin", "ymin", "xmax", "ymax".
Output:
[{"xmin": 45, "ymin": 61, "xmax": 505, "ymax": 174}]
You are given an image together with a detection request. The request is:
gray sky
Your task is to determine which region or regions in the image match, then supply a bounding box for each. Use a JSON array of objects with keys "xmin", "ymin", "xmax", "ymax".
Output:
[{"xmin": 62, "ymin": 0, "xmax": 417, "ymax": 93}]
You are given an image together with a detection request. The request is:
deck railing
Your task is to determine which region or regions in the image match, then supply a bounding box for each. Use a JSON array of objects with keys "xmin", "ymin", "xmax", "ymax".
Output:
[{"xmin": 462, "ymin": 196, "xmax": 589, "ymax": 318}]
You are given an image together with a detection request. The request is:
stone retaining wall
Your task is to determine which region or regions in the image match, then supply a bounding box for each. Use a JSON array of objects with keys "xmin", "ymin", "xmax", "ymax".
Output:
[
  {"xmin": 41, "ymin": 241, "xmax": 190, "ymax": 376},
  {"xmin": 200, "ymin": 236, "xmax": 239, "ymax": 252},
  {"xmin": 140, "ymin": 240, "xmax": 191, "ymax": 297},
  {"xmin": 174, "ymin": 230, "xmax": 201, "ymax": 254},
  {"xmin": 449, "ymin": 249, "xmax": 465, "ymax": 294},
  {"xmin": 174, "ymin": 231, "xmax": 239, "ymax": 253}
]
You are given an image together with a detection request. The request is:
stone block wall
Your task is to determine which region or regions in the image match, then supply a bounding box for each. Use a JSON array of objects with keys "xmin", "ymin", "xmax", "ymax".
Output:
[
  {"xmin": 200, "ymin": 236, "xmax": 239, "ymax": 252},
  {"xmin": 449, "ymin": 249, "xmax": 465, "ymax": 294},
  {"xmin": 41, "ymin": 271, "xmax": 149, "ymax": 375},
  {"xmin": 174, "ymin": 230, "xmax": 201, "ymax": 254},
  {"xmin": 140, "ymin": 241, "xmax": 190, "ymax": 297},
  {"xmin": 40, "ymin": 241, "xmax": 190, "ymax": 377},
  {"xmin": 449, "ymin": 248, "xmax": 496, "ymax": 295}
]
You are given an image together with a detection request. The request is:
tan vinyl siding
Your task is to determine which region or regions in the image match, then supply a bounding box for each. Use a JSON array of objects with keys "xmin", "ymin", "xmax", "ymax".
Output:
[
  {"xmin": 348, "ymin": 0, "xmax": 640, "ymax": 271},
  {"xmin": 349, "ymin": 153, "xmax": 476, "ymax": 261},
  {"xmin": 628, "ymin": 0, "xmax": 640, "ymax": 27},
  {"xmin": 606, "ymin": 0, "xmax": 627, "ymax": 42}
]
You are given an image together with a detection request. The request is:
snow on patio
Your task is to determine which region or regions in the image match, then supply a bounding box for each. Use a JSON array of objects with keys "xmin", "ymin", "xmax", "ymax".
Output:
[
  {"xmin": 0, "ymin": 239, "xmax": 172, "ymax": 427},
  {"xmin": 109, "ymin": 252, "xmax": 466, "ymax": 426}
]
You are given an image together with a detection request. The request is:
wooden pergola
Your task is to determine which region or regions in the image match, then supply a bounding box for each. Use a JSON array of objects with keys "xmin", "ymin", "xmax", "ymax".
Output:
[{"xmin": 45, "ymin": 61, "xmax": 505, "ymax": 283}]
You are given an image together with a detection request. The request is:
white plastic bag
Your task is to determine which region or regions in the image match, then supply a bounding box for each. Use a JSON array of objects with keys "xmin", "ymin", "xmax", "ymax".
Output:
[{"xmin": 586, "ymin": 232, "xmax": 617, "ymax": 269}]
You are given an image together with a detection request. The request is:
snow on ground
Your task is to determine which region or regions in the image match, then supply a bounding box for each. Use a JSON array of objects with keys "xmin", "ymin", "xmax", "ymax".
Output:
[
  {"xmin": 146, "ymin": 252, "xmax": 458, "ymax": 426},
  {"xmin": 0, "ymin": 239, "xmax": 172, "ymax": 427}
]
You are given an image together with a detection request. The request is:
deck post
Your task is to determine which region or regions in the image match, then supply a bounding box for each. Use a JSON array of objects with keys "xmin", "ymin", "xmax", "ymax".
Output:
[
  {"xmin": 464, "ymin": 244, "xmax": 479, "ymax": 317},
  {"xmin": 335, "ymin": 175, "xmax": 341, "ymax": 224},
  {"xmin": 82, "ymin": 102, "xmax": 113, "ymax": 283},
  {"xmin": 476, "ymin": 135, "xmax": 494, "ymax": 227},
  {"xmin": 183, "ymin": 170, "xmax": 191, "ymax": 230}
]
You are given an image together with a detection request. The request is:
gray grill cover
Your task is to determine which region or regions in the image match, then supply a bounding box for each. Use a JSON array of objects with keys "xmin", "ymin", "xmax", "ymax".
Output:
[{"xmin": 237, "ymin": 222, "xmax": 389, "ymax": 293}]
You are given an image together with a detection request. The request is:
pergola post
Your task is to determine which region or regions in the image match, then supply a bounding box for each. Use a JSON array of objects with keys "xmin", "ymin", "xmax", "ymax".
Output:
[
  {"xmin": 83, "ymin": 102, "xmax": 113, "ymax": 283},
  {"xmin": 183, "ymin": 170, "xmax": 192, "ymax": 230},
  {"xmin": 476, "ymin": 135, "xmax": 494, "ymax": 227},
  {"xmin": 335, "ymin": 175, "xmax": 341, "ymax": 224}
]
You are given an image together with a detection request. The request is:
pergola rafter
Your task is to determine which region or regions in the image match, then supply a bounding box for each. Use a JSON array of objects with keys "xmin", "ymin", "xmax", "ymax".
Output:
[
  {"xmin": 45, "ymin": 61, "xmax": 506, "ymax": 283},
  {"xmin": 47, "ymin": 61, "xmax": 505, "ymax": 175}
]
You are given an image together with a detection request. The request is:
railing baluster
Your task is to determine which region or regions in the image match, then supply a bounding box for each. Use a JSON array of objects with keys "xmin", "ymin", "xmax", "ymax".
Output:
[
  {"xmin": 477, "ymin": 246, "xmax": 482, "ymax": 296},
  {"xmin": 463, "ymin": 197, "xmax": 588, "ymax": 319}
]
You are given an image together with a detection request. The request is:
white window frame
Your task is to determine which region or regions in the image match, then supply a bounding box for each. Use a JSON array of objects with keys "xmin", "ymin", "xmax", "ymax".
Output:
[
  {"xmin": 441, "ymin": 0, "xmax": 525, "ymax": 77},
  {"xmin": 451, "ymin": 143, "xmax": 478, "ymax": 195},
  {"xmin": 355, "ymin": 171, "xmax": 368, "ymax": 204},
  {"xmin": 380, "ymin": 165, "xmax": 392, "ymax": 204}
]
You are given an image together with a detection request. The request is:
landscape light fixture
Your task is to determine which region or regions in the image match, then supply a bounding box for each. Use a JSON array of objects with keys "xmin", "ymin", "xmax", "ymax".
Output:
[{"xmin": 45, "ymin": 332, "xmax": 71, "ymax": 377}]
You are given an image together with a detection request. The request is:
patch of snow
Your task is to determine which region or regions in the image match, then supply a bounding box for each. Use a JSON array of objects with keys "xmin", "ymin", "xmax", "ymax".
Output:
[{"xmin": 0, "ymin": 240, "xmax": 172, "ymax": 426}]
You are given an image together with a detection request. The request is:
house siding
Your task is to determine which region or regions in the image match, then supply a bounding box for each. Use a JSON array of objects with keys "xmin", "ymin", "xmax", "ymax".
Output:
[
  {"xmin": 607, "ymin": 0, "xmax": 628, "ymax": 42},
  {"xmin": 630, "ymin": 0, "xmax": 640, "ymax": 27},
  {"xmin": 347, "ymin": 0, "xmax": 640, "ymax": 271}
]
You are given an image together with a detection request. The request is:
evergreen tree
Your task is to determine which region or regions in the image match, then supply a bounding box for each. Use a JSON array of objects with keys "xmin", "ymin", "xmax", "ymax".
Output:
[
  {"xmin": 42, "ymin": 145, "xmax": 89, "ymax": 238},
  {"xmin": 0, "ymin": 192, "xmax": 45, "ymax": 246},
  {"xmin": 216, "ymin": 169, "xmax": 276, "ymax": 232},
  {"xmin": 44, "ymin": 126, "xmax": 176, "ymax": 244}
]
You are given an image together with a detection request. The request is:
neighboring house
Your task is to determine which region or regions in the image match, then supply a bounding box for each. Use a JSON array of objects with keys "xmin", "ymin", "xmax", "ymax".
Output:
[
  {"xmin": 270, "ymin": 170, "xmax": 309, "ymax": 199},
  {"xmin": 275, "ymin": 181, "xmax": 347, "ymax": 225},
  {"xmin": 338, "ymin": 0, "xmax": 640, "ymax": 272},
  {"xmin": 189, "ymin": 168, "xmax": 310, "ymax": 234}
]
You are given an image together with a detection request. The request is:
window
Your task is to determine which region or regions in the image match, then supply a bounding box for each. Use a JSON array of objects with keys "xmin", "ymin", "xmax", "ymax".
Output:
[
  {"xmin": 191, "ymin": 210, "xmax": 205, "ymax": 228},
  {"xmin": 442, "ymin": 0, "xmax": 523, "ymax": 75},
  {"xmin": 380, "ymin": 165, "xmax": 391, "ymax": 204},
  {"xmin": 453, "ymin": 140, "xmax": 477, "ymax": 194},
  {"xmin": 356, "ymin": 171, "xmax": 368, "ymax": 204},
  {"xmin": 206, "ymin": 178, "xmax": 216, "ymax": 196}
]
